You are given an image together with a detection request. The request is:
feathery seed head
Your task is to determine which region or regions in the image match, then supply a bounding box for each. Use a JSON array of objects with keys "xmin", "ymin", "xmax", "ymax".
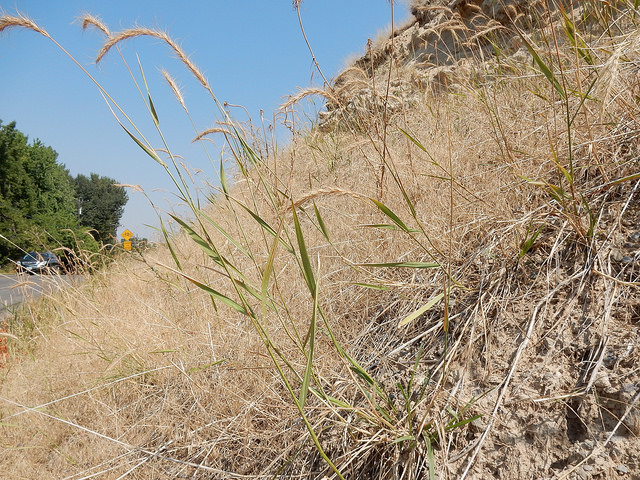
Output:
[
  {"xmin": 193, "ymin": 128, "xmax": 233, "ymax": 143},
  {"xmin": 80, "ymin": 14, "xmax": 111, "ymax": 37},
  {"xmin": 113, "ymin": 183, "xmax": 144, "ymax": 194},
  {"xmin": 280, "ymin": 87, "xmax": 339, "ymax": 111},
  {"xmin": 0, "ymin": 13, "xmax": 49, "ymax": 38},
  {"xmin": 96, "ymin": 27, "xmax": 209, "ymax": 91},
  {"xmin": 161, "ymin": 69, "xmax": 187, "ymax": 113}
]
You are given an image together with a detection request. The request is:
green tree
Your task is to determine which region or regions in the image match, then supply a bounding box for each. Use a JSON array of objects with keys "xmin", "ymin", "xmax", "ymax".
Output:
[
  {"xmin": 26, "ymin": 140, "xmax": 76, "ymax": 218},
  {"xmin": 0, "ymin": 121, "xmax": 39, "ymax": 262},
  {"xmin": 0, "ymin": 120, "xmax": 99, "ymax": 265},
  {"xmin": 0, "ymin": 121, "xmax": 34, "ymax": 214},
  {"xmin": 74, "ymin": 173, "xmax": 128, "ymax": 243}
]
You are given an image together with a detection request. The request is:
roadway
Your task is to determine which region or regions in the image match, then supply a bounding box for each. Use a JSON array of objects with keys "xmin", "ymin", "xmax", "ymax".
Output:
[{"xmin": 0, "ymin": 273, "xmax": 82, "ymax": 317}]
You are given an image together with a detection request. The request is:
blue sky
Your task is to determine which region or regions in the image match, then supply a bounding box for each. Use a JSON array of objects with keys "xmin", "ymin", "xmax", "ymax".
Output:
[{"xmin": 0, "ymin": 1, "xmax": 409, "ymax": 240}]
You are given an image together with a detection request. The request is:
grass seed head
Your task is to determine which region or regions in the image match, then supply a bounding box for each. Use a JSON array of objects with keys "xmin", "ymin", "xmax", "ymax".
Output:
[
  {"xmin": 80, "ymin": 14, "xmax": 111, "ymax": 37},
  {"xmin": 280, "ymin": 87, "xmax": 339, "ymax": 111},
  {"xmin": 193, "ymin": 128, "xmax": 234, "ymax": 143},
  {"xmin": 161, "ymin": 69, "xmax": 187, "ymax": 112},
  {"xmin": 96, "ymin": 27, "xmax": 209, "ymax": 90},
  {"xmin": 0, "ymin": 13, "xmax": 49, "ymax": 38}
]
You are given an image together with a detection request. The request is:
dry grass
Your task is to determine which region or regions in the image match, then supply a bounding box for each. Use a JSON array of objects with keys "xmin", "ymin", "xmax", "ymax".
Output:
[{"xmin": 2, "ymin": 1, "xmax": 640, "ymax": 478}]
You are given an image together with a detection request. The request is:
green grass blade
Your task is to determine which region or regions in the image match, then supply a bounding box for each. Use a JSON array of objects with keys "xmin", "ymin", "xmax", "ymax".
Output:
[
  {"xmin": 555, "ymin": 162, "xmax": 573, "ymax": 185},
  {"xmin": 399, "ymin": 127, "xmax": 429, "ymax": 153},
  {"xmin": 148, "ymin": 95, "xmax": 159, "ymax": 127},
  {"xmin": 299, "ymin": 271, "xmax": 318, "ymax": 407},
  {"xmin": 227, "ymin": 141, "xmax": 248, "ymax": 177},
  {"xmin": 137, "ymin": 55, "xmax": 159, "ymax": 127},
  {"xmin": 605, "ymin": 171, "xmax": 640, "ymax": 186},
  {"xmin": 362, "ymin": 223, "xmax": 421, "ymax": 233},
  {"xmin": 188, "ymin": 359, "xmax": 226, "ymax": 373},
  {"xmin": 261, "ymin": 220, "xmax": 283, "ymax": 305},
  {"xmin": 391, "ymin": 435, "xmax": 416, "ymax": 445},
  {"xmin": 292, "ymin": 203, "xmax": 316, "ymax": 296},
  {"xmin": 159, "ymin": 217, "xmax": 181, "ymax": 269},
  {"xmin": 235, "ymin": 129, "xmax": 261, "ymax": 165},
  {"xmin": 561, "ymin": 9, "xmax": 594, "ymax": 65},
  {"xmin": 370, "ymin": 198, "xmax": 413, "ymax": 233},
  {"xmin": 569, "ymin": 77, "xmax": 598, "ymax": 127},
  {"xmin": 520, "ymin": 175, "xmax": 547, "ymax": 187},
  {"xmin": 170, "ymin": 214, "xmax": 224, "ymax": 267},
  {"xmin": 519, "ymin": 33, "xmax": 566, "ymax": 100},
  {"xmin": 219, "ymin": 161, "xmax": 230, "ymax": 198},
  {"xmin": 161, "ymin": 263, "xmax": 250, "ymax": 316},
  {"xmin": 309, "ymin": 387, "xmax": 352, "ymax": 408},
  {"xmin": 346, "ymin": 356, "xmax": 392, "ymax": 420},
  {"xmin": 234, "ymin": 200, "xmax": 294, "ymax": 254},
  {"xmin": 170, "ymin": 215, "xmax": 262, "ymax": 301},
  {"xmin": 198, "ymin": 210, "xmax": 252, "ymax": 258},
  {"xmin": 446, "ymin": 414, "xmax": 482, "ymax": 431},
  {"xmin": 234, "ymin": 279, "xmax": 264, "ymax": 304},
  {"xmin": 519, "ymin": 223, "xmax": 543, "ymax": 258},
  {"xmin": 313, "ymin": 201, "xmax": 330, "ymax": 241},
  {"xmin": 192, "ymin": 281, "xmax": 249, "ymax": 316},
  {"xmin": 426, "ymin": 436, "xmax": 435, "ymax": 480},
  {"xmin": 120, "ymin": 124, "xmax": 166, "ymax": 167},
  {"xmin": 399, "ymin": 293, "xmax": 444, "ymax": 327},
  {"xmin": 270, "ymin": 353, "xmax": 346, "ymax": 480}
]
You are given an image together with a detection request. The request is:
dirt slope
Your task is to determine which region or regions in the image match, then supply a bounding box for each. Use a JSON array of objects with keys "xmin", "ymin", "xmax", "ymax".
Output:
[{"xmin": 1, "ymin": 1, "xmax": 640, "ymax": 479}]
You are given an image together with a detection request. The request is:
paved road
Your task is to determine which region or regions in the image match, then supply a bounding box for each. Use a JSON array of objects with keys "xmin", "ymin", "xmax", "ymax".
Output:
[{"xmin": 0, "ymin": 274, "xmax": 82, "ymax": 316}]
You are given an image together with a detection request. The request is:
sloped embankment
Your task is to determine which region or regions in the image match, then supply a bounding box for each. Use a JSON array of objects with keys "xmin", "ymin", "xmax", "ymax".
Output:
[{"xmin": 1, "ymin": 1, "xmax": 640, "ymax": 478}]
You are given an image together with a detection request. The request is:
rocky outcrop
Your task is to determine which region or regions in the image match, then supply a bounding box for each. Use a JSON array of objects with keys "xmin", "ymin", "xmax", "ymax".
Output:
[{"xmin": 318, "ymin": 0, "xmax": 574, "ymax": 131}]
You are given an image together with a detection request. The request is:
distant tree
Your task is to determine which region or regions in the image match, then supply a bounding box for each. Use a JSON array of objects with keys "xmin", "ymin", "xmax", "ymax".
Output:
[
  {"xmin": 27, "ymin": 141, "xmax": 76, "ymax": 211},
  {"xmin": 0, "ymin": 120, "xmax": 99, "ymax": 264},
  {"xmin": 0, "ymin": 121, "xmax": 34, "ymax": 216},
  {"xmin": 74, "ymin": 173, "xmax": 128, "ymax": 243},
  {"xmin": 0, "ymin": 121, "xmax": 50, "ymax": 261}
]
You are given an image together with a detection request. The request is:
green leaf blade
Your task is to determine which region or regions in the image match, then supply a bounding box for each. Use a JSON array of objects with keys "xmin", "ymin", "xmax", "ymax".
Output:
[
  {"xmin": 292, "ymin": 204, "xmax": 316, "ymax": 297},
  {"xmin": 399, "ymin": 293, "xmax": 444, "ymax": 327}
]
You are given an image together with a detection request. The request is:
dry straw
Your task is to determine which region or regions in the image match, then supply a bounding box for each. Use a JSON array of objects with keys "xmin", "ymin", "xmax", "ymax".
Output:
[{"xmin": 3, "ymin": 2, "xmax": 640, "ymax": 479}]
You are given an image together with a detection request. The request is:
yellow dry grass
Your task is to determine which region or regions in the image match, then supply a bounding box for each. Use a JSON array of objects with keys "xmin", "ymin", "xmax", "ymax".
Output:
[{"xmin": 2, "ymin": 2, "xmax": 640, "ymax": 478}]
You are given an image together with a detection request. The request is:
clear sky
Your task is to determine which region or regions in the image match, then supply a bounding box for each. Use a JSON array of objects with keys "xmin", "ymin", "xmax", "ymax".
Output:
[{"xmin": 0, "ymin": 1, "xmax": 410, "ymax": 240}]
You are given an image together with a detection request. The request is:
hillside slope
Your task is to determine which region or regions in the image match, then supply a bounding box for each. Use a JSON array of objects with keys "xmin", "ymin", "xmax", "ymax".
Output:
[{"xmin": 2, "ymin": 1, "xmax": 640, "ymax": 478}]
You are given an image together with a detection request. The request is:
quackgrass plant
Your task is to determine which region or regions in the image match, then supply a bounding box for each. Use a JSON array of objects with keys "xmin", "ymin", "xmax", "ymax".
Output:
[{"xmin": 2, "ymin": 2, "xmax": 640, "ymax": 478}]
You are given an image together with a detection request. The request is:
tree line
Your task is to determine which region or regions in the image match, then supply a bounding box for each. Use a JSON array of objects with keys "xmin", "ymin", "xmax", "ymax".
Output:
[{"xmin": 0, "ymin": 120, "xmax": 128, "ymax": 265}]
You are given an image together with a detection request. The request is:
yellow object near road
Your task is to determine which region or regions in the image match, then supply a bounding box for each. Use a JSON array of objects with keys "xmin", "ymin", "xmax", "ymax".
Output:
[
  {"xmin": 121, "ymin": 229, "xmax": 133, "ymax": 240},
  {"xmin": 123, "ymin": 241, "xmax": 132, "ymax": 251}
]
